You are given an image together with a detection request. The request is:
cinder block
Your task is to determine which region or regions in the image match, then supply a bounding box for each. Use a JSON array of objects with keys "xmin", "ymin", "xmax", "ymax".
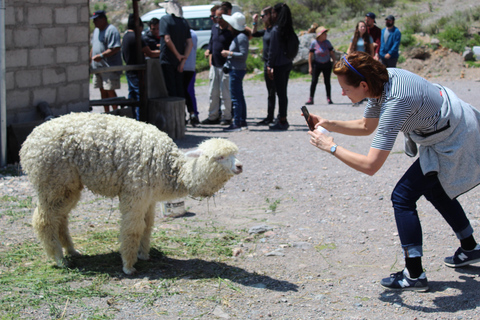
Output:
[
  {"xmin": 16, "ymin": 70, "xmax": 42, "ymax": 88},
  {"xmin": 6, "ymin": 90, "xmax": 31, "ymax": 111},
  {"xmin": 33, "ymin": 87, "xmax": 57, "ymax": 106},
  {"xmin": 66, "ymin": 65, "xmax": 88, "ymax": 82},
  {"xmin": 28, "ymin": 7, "xmax": 53, "ymax": 25},
  {"xmin": 6, "ymin": 72, "xmax": 15, "ymax": 91},
  {"xmin": 58, "ymin": 83, "xmax": 81, "ymax": 101},
  {"xmin": 57, "ymin": 46, "xmax": 79, "ymax": 63},
  {"xmin": 67, "ymin": 26, "xmax": 89, "ymax": 44},
  {"xmin": 6, "ymin": 49, "xmax": 28, "ymax": 68},
  {"xmin": 14, "ymin": 28, "xmax": 39, "ymax": 48},
  {"xmin": 41, "ymin": 27, "xmax": 66, "ymax": 46},
  {"xmin": 30, "ymin": 48, "xmax": 55, "ymax": 66},
  {"xmin": 55, "ymin": 7, "xmax": 78, "ymax": 24},
  {"xmin": 43, "ymin": 67, "xmax": 66, "ymax": 85}
]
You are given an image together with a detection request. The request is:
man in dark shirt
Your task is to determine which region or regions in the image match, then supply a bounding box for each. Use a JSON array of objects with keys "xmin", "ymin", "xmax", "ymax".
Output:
[
  {"xmin": 365, "ymin": 12, "xmax": 381, "ymax": 60},
  {"xmin": 201, "ymin": 5, "xmax": 233, "ymax": 125},
  {"xmin": 142, "ymin": 18, "xmax": 160, "ymax": 52},
  {"xmin": 159, "ymin": 0, "xmax": 193, "ymax": 98}
]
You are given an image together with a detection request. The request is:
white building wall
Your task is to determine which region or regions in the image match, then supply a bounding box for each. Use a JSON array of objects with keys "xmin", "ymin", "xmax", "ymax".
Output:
[{"xmin": 5, "ymin": 0, "xmax": 90, "ymax": 125}]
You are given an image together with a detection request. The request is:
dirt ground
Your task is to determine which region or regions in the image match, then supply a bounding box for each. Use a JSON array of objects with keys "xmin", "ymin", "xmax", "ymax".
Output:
[{"xmin": 2, "ymin": 53, "xmax": 480, "ymax": 319}]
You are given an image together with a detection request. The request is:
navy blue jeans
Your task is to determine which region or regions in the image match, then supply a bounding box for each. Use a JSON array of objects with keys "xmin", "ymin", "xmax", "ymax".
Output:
[
  {"xmin": 229, "ymin": 69, "xmax": 247, "ymax": 125},
  {"xmin": 126, "ymin": 71, "xmax": 140, "ymax": 120},
  {"xmin": 391, "ymin": 159, "xmax": 474, "ymax": 258}
]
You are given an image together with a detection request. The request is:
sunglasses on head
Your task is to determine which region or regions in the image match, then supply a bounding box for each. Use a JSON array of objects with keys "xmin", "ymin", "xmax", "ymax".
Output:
[{"xmin": 214, "ymin": 15, "xmax": 223, "ymax": 19}]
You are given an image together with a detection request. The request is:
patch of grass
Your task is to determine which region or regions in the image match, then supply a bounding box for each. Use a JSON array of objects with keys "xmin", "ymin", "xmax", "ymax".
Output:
[
  {"xmin": 0, "ymin": 196, "xmax": 34, "ymax": 221},
  {"xmin": 265, "ymin": 198, "xmax": 281, "ymax": 212}
]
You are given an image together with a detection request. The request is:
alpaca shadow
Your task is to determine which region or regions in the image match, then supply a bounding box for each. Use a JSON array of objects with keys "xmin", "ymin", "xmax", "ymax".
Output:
[
  {"xmin": 378, "ymin": 266, "xmax": 480, "ymax": 314},
  {"xmin": 174, "ymin": 134, "xmax": 212, "ymax": 149},
  {"xmin": 68, "ymin": 248, "xmax": 299, "ymax": 293}
]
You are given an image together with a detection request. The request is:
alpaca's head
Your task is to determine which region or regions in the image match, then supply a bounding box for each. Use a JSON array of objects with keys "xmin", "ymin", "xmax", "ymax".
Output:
[{"xmin": 182, "ymin": 138, "xmax": 242, "ymax": 197}]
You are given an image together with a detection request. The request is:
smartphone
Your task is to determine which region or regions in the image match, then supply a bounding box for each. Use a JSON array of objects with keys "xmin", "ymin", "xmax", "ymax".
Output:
[{"xmin": 301, "ymin": 106, "xmax": 316, "ymax": 131}]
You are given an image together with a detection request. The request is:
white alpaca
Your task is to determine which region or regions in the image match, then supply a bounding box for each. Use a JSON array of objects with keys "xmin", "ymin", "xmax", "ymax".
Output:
[{"xmin": 20, "ymin": 112, "xmax": 242, "ymax": 274}]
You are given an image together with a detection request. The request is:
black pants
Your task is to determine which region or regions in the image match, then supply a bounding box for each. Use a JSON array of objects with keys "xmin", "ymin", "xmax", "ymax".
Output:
[
  {"xmin": 183, "ymin": 70, "xmax": 195, "ymax": 114},
  {"xmin": 273, "ymin": 62, "xmax": 292, "ymax": 119},
  {"xmin": 309, "ymin": 60, "xmax": 332, "ymax": 99},
  {"xmin": 161, "ymin": 64, "xmax": 184, "ymax": 98},
  {"xmin": 264, "ymin": 65, "xmax": 276, "ymax": 121}
]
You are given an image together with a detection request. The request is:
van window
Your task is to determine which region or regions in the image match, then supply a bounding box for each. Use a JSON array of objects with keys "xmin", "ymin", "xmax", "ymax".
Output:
[{"xmin": 187, "ymin": 17, "xmax": 213, "ymax": 31}]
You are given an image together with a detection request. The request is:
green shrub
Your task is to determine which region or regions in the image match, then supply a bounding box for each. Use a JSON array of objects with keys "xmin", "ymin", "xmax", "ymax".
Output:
[
  {"xmin": 437, "ymin": 25, "xmax": 469, "ymax": 53},
  {"xmin": 400, "ymin": 30, "xmax": 416, "ymax": 49}
]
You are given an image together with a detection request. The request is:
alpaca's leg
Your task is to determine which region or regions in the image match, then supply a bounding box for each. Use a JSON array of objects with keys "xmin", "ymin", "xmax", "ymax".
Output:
[
  {"xmin": 118, "ymin": 198, "xmax": 149, "ymax": 274},
  {"xmin": 138, "ymin": 203, "xmax": 156, "ymax": 260},
  {"xmin": 33, "ymin": 182, "xmax": 83, "ymax": 267},
  {"xmin": 32, "ymin": 205, "xmax": 65, "ymax": 266},
  {"xmin": 57, "ymin": 189, "xmax": 82, "ymax": 256}
]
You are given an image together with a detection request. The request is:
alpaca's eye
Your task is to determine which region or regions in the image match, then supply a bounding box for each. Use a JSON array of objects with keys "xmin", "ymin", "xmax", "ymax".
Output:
[{"xmin": 216, "ymin": 156, "xmax": 225, "ymax": 161}]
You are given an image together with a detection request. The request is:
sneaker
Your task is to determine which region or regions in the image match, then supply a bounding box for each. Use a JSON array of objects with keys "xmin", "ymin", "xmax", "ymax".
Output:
[
  {"xmin": 190, "ymin": 114, "xmax": 200, "ymax": 127},
  {"xmin": 256, "ymin": 118, "xmax": 273, "ymax": 126},
  {"xmin": 380, "ymin": 269, "xmax": 429, "ymax": 292},
  {"xmin": 305, "ymin": 97, "xmax": 314, "ymax": 105},
  {"xmin": 327, "ymin": 98, "xmax": 333, "ymax": 105},
  {"xmin": 269, "ymin": 121, "xmax": 289, "ymax": 131},
  {"xmin": 201, "ymin": 118, "xmax": 220, "ymax": 125},
  {"xmin": 444, "ymin": 244, "xmax": 480, "ymax": 267},
  {"xmin": 220, "ymin": 119, "xmax": 232, "ymax": 126},
  {"xmin": 223, "ymin": 123, "xmax": 242, "ymax": 132},
  {"xmin": 240, "ymin": 121, "xmax": 248, "ymax": 129}
]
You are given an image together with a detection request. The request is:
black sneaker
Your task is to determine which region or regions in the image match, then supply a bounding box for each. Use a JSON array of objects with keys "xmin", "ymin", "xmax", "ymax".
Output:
[
  {"xmin": 223, "ymin": 123, "xmax": 242, "ymax": 132},
  {"xmin": 220, "ymin": 119, "xmax": 232, "ymax": 126},
  {"xmin": 444, "ymin": 244, "xmax": 480, "ymax": 267},
  {"xmin": 256, "ymin": 118, "xmax": 273, "ymax": 126},
  {"xmin": 380, "ymin": 269, "xmax": 429, "ymax": 292},
  {"xmin": 190, "ymin": 114, "xmax": 200, "ymax": 127},
  {"xmin": 269, "ymin": 121, "xmax": 289, "ymax": 131},
  {"xmin": 201, "ymin": 118, "xmax": 220, "ymax": 125}
]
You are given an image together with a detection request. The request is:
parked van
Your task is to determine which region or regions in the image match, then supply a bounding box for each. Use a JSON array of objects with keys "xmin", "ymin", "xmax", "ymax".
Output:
[{"xmin": 141, "ymin": 4, "xmax": 241, "ymax": 50}]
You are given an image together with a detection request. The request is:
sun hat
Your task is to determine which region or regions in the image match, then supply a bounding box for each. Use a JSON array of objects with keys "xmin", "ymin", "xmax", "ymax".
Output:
[
  {"xmin": 222, "ymin": 12, "xmax": 246, "ymax": 31},
  {"xmin": 365, "ymin": 12, "xmax": 376, "ymax": 23},
  {"xmin": 315, "ymin": 26, "xmax": 329, "ymax": 38},
  {"xmin": 385, "ymin": 15, "xmax": 395, "ymax": 21},
  {"xmin": 161, "ymin": 0, "xmax": 183, "ymax": 17}
]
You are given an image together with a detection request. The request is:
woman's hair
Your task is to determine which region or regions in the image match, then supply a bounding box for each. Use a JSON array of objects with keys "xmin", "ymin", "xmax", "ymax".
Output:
[
  {"xmin": 351, "ymin": 21, "xmax": 373, "ymax": 56},
  {"xmin": 273, "ymin": 3, "xmax": 294, "ymax": 37},
  {"xmin": 333, "ymin": 51, "xmax": 388, "ymax": 97},
  {"xmin": 127, "ymin": 14, "xmax": 142, "ymax": 30},
  {"xmin": 262, "ymin": 6, "xmax": 273, "ymax": 28}
]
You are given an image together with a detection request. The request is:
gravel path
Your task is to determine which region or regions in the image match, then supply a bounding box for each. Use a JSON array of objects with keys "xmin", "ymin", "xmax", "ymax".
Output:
[{"xmin": 2, "ymin": 73, "xmax": 480, "ymax": 319}]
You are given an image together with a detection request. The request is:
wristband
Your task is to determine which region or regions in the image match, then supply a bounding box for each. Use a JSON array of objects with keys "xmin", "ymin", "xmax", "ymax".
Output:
[{"xmin": 100, "ymin": 53, "xmax": 105, "ymax": 59}]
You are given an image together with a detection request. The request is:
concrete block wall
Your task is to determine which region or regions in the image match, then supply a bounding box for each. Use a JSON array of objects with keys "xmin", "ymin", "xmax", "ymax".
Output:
[{"xmin": 4, "ymin": 0, "xmax": 90, "ymax": 125}]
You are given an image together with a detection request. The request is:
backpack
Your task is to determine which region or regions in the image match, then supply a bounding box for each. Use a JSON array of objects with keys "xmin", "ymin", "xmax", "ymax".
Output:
[{"xmin": 284, "ymin": 31, "xmax": 299, "ymax": 60}]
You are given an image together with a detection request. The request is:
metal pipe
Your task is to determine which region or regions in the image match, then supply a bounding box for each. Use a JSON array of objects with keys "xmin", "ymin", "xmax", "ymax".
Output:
[{"xmin": 0, "ymin": 0, "xmax": 7, "ymax": 167}]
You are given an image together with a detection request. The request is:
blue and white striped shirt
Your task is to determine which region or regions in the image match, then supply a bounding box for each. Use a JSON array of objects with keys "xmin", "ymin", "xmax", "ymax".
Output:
[{"xmin": 364, "ymin": 68, "xmax": 444, "ymax": 151}]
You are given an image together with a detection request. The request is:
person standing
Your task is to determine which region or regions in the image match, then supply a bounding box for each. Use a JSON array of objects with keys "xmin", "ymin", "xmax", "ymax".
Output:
[
  {"xmin": 142, "ymin": 18, "xmax": 160, "ymax": 52},
  {"xmin": 221, "ymin": 12, "xmax": 250, "ymax": 132},
  {"xmin": 90, "ymin": 10, "xmax": 122, "ymax": 113},
  {"xmin": 201, "ymin": 5, "xmax": 234, "ymax": 125},
  {"xmin": 379, "ymin": 15, "xmax": 401, "ymax": 67},
  {"xmin": 159, "ymin": 0, "xmax": 193, "ymax": 98},
  {"xmin": 365, "ymin": 12, "xmax": 381, "ymax": 60},
  {"xmin": 307, "ymin": 51, "xmax": 480, "ymax": 291},
  {"xmin": 305, "ymin": 26, "xmax": 336, "ymax": 106},
  {"xmin": 183, "ymin": 28, "xmax": 200, "ymax": 126},
  {"xmin": 347, "ymin": 21, "xmax": 374, "ymax": 56},
  {"xmin": 122, "ymin": 14, "xmax": 159, "ymax": 119},
  {"xmin": 252, "ymin": 6, "xmax": 277, "ymax": 126},
  {"xmin": 266, "ymin": 3, "xmax": 295, "ymax": 131}
]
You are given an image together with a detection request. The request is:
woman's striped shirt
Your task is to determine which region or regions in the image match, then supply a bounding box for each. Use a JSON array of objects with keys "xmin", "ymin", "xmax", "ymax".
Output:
[{"xmin": 364, "ymin": 68, "xmax": 444, "ymax": 151}]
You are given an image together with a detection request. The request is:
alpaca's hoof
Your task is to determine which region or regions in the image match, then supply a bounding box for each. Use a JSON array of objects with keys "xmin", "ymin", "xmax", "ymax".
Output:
[
  {"xmin": 67, "ymin": 249, "xmax": 82, "ymax": 257},
  {"xmin": 123, "ymin": 266, "xmax": 137, "ymax": 275},
  {"xmin": 137, "ymin": 252, "xmax": 150, "ymax": 261}
]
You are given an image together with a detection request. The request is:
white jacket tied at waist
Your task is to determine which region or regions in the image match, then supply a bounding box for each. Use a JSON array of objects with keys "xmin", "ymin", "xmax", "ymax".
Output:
[{"xmin": 411, "ymin": 85, "xmax": 480, "ymax": 199}]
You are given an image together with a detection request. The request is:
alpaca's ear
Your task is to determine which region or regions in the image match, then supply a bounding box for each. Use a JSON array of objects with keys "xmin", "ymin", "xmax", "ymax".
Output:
[{"xmin": 185, "ymin": 149, "xmax": 203, "ymax": 158}]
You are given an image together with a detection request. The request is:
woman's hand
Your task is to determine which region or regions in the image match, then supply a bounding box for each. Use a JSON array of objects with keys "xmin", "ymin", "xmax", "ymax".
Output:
[
  {"xmin": 308, "ymin": 113, "xmax": 329, "ymax": 130},
  {"xmin": 267, "ymin": 67, "xmax": 274, "ymax": 80},
  {"xmin": 221, "ymin": 50, "xmax": 230, "ymax": 57},
  {"xmin": 308, "ymin": 128, "xmax": 335, "ymax": 152}
]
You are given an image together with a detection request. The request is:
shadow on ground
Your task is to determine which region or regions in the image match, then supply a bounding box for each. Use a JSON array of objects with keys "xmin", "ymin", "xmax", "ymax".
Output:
[{"xmin": 67, "ymin": 248, "xmax": 299, "ymax": 293}]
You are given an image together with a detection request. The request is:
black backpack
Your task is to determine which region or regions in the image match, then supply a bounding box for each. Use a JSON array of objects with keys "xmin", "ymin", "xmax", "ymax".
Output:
[{"xmin": 284, "ymin": 31, "xmax": 299, "ymax": 60}]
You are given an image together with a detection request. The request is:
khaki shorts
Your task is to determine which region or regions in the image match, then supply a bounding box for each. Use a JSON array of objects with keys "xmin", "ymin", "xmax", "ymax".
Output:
[{"xmin": 92, "ymin": 72, "xmax": 121, "ymax": 90}]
